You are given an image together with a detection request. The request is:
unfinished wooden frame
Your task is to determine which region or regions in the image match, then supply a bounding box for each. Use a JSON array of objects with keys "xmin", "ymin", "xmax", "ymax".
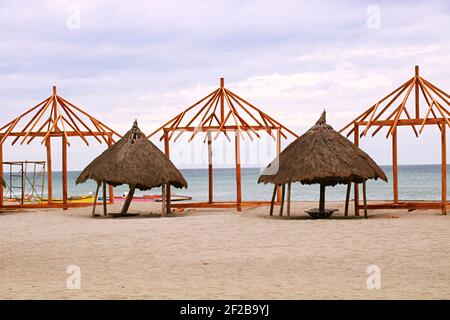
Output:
[
  {"xmin": 0, "ymin": 86, "xmax": 121, "ymax": 209},
  {"xmin": 148, "ymin": 78, "xmax": 299, "ymax": 212},
  {"xmin": 340, "ymin": 66, "xmax": 449, "ymax": 215}
]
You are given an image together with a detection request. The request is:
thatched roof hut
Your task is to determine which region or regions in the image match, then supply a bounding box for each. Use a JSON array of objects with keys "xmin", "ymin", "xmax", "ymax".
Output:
[
  {"xmin": 77, "ymin": 120, "xmax": 187, "ymax": 215},
  {"xmin": 258, "ymin": 111, "xmax": 387, "ymax": 218}
]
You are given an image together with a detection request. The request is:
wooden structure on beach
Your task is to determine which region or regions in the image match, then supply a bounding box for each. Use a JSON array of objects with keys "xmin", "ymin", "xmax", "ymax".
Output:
[
  {"xmin": 77, "ymin": 120, "xmax": 187, "ymax": 217},
  {"xmin": 340, "ymin": 66, "xmax": 450, "ymax": 215},
  {"xmin": 259, "ymin": 111, "xmax": 387, "ymax": 218},
  {"xmin": 148, "ymin": 78, "xmax": 299, "ymax": 212},
  {"xmin": 0, "ymin": 86, "xmax": 121, "ymax": 209}
]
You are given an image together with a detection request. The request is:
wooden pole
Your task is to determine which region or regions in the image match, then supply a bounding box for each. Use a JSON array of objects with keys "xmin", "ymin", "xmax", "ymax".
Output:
[
  {"xmin": 415, "ymin": 65, "xmax": 420, "ymax": 119},
  {"xmin": 120, "ymin": 185, "xmax": 135, "ymax": 214},
  {"xmin": 392, "ymin": 127, "xmax": 399, "ymax": 204},
  {"xmin": 269, "ymin": 184, "xmax": 276, "ymax": 216},
  {"xmin": 287, "ymin": 182, "xmax": 291, "ymax": 217},
  {"xmin": 345, "ymin": 182, "xmax": 351, "ymax": 216},
  {"xmin": 62, "ymin": 135, "xmax": 68, "ymax": 210},
  {"xmin": 319, "ymin": 183, "xmax": 326, "ymax": 212},
  {"xmin": 0, "ymin": 142, "xmax": 3, "ymax": 207},
  {"xmin": 354, "ymin": 124, "xmax": 360, "ymax": 216},
  {"xmin": 279, "ymin": 184, "xmax": 286, "ymax": 216},
  {"xmin": 363, "ymin": 180, "xmax": 368, "ymax": 219},
  {"xmin": 235, "ymin": 130, "xmax": 242, "ymax": 212},
  {"xmin": 441, "ymin": 120, "xmax": 447, "ymax": 215},
  {"xmin": 220, "ymin": 78, "xmax": 225, "ymax": 123},
  {"xmin": 107, "ymin": 135, "xmax": 114, "ymax": 204},
  {"xmin": 102, "ymin": 182, "xmax": 107, "ymax": 216},
  {"xmin": 276, "ymin": 128, "xmax": 282, "ymax": 203},
  {"xmin": 161, "ymin": 184, "xmax": 166, "ymax": 217},
  {"xmin": 207, "ymin": 131, "xmax": 213, "ymax": 203},
  {"xmin": 92, "ymin": 183, "xmax": 100, "ymax": 217},
  {"xmin": 163, "ymin": 130, "xmax": 171, "ymax": 213},
  {"xmin": 46, "ymin": 138, "xmax": 52, "ymax": 204}
]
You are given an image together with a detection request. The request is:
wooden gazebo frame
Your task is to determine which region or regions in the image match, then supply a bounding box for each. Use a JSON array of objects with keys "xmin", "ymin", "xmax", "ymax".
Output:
[
  {"xmin": 149, "ymin": 78, "xmax": 299, "ymax": 212},
  {"xmin": 340, "ymin": 66, "xmax": 449, "ymax": 215},
  {"xmin": 0, "ymin": 86, "xmax": 121, "ymax": 209}
]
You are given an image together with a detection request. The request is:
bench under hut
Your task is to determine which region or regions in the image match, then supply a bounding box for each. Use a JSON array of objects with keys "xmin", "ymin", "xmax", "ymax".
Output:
[
  {"xmin": 76, "ymin": 120, "xmax": 187, "ymax": 216},
  {"xmin": 258, "ymin": 111, "xmax": 387, "ymax": 218}
]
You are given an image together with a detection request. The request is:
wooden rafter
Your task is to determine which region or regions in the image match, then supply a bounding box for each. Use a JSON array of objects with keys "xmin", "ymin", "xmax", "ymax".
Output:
[
  {"xmin": 340, "ymin": 66, "xmax": 450, "ymax": 137},
  {"xmin": 148, "ymin": 78, "xmax": 299, "ymax": 142},
  {"xmin": 0, "ymin": 86, "xmax": 121, "ymax": 145}
]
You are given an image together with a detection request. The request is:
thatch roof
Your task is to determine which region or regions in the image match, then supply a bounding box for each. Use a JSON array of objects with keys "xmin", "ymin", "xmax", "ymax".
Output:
[
  {"xmin": 258, "ymin": 111, "xmax": 387, "ymax": 186},
  {"xmin": 76, "ymin": 121, "xmax": 187, "ymax": 190}
]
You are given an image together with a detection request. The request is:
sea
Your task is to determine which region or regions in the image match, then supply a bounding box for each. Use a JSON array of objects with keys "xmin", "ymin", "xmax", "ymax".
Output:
[{"xmin": 2, "ymin": 165, "xmax": 446, "ymax": 202}]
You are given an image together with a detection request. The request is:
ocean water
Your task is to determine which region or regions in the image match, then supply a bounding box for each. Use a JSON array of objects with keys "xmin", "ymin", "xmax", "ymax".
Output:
[{"xmin": 2, "ymin": 165, "xmax": 447, "ymax": 202}]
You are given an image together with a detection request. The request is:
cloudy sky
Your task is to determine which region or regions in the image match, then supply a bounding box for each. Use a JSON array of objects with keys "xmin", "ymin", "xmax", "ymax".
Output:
[{"xmin": 1, "ymin": 0, "xmax": 450, "ymax": 170}]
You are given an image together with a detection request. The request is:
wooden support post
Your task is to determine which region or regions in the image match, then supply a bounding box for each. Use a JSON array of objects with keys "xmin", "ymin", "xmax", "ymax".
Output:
[
  {"xmin": 392, "ymin": 128, "xmax": 399, "ymax": 204},
  {"xmin": 164, "ymin": 130, "xmax": 171, "ymax": 213},
  {"xmin": 415, "ymin": 65, "xmax": 420, "ymax": 119},
  {"xmin": 363, "ymin": 180, "xmax": 368, "ymax": 219},
  {"xmin": 161, "ymin": 184, "xmax": 166, "ymax": 217},
  {"xmin": 269, "ymin": 184, "xmax": 276, "ymax": 216},
  {"xmin": 207, "ymin": 131, "xmax": 213, "ymax": 204},
  {"xmin": 0, "ymin": 142, "xmax": 3, "ymax": 207},
  {"xmin": 62, "ymin": 135, "xmax": 68, "ymax": 210},
  {"xmin": 220, "ymin": 78, "xmax": 225, "ymax": 123},
  {"xmin": 319, "ymin": 183, "xmax": 326, "ymax": 212},
  {"xmin": 92, "ymin": 183, "xmax": 100, "ymax": 217},
  {"xmin": 279, "ymin": 184, "xmax": 286, "ymax": 216},
  {"xmin": 46, "ymin": 138, "xmax": 52, "ymax": 204},
  {"xmin": 102, "ymin": 182, "xmax": 107, "ymax": 216},
  {"xmin": 121, "ymin": 185, "xmax": 135, "ymax": 215},
  {"xmin": 107, "ymin": 135, "xmax": 114, "ymax": 204},
  {"xmin": 276, "ymin": 128, "xmax": 282, "ymax": 203},
  {"xmin": 235, "ymin": 131, "xmax": 242, "ymax": 212},
  {"xmin": 354, "ymin": 124, "xmax": 360, "ymax": 216},
  {"xmin": 345, "ymin": 182, "xmax": 351, "ymax": 216},
  {"xmin": 442, "ymin": 120, "xmax": 447, "ymax": 215},
  {"xmin": 287, "ymin": 182, "xmax": 291, "ymax": 217}
]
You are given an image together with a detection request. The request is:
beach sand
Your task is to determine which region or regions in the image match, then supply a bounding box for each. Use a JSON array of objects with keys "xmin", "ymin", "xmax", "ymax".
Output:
[{"xmin": 1, "ymin": 201, "xmax": 449, "ymax": 299}]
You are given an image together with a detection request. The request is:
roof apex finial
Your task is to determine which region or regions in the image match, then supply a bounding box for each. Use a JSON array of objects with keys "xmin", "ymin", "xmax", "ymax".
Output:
[
  {"xmin": 220, "ymin": 77, "xmax": 224, "ymax": 88},
  {"xmin": 316, "ymin": 110, "xmax": 326, "ymax": 125},
  {"xmin": 133, "ymin": 119, "xmax": 138, "ymax": 127},
  {"xmin": 52, "ymin": 85, "xmax": 56, "ymax": 95}
]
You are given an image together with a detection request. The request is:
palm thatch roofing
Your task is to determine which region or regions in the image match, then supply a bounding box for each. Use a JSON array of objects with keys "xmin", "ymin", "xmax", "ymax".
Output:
[
  {"xmin": 258, "ymin": 111, "xmax": 387, "ymax": 186},
  {"xmin": 76, "ymin": 120, "xmax": 187, "ymax": 190}
]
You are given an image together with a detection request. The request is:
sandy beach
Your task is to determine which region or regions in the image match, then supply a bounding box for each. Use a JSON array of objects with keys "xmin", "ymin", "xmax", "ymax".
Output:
[{"xmin": 1, "ymin": 201, "xmax": 449, "ymax": 300}]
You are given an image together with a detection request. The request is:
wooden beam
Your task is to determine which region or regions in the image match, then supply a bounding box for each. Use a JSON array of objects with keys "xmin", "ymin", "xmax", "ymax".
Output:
[
  {"xmin": 62, "ymin": 135, "xmax": 68, "ymax": 210},
  {"xmin": 345, "ymin": 182, "xmax": 351, "ymax": 216},
  {"xmin": 121, "ymin": 185, "xmax": 135, "ymax": 214},
  {"xmin": 442, "ymin": 120, "xmax": 447, "ymax": 215},
  {"xmin": 92, "ymin": 183, "xmax": 100, "ymax": 217},
  {"xmin": 163, "ymin": 131, "xmax": 171, "ymax": 213},
  {"xmin": 354, "ymin": 124, "xmax": 360, "ymax": 216},
  {"xmin": 161, "ymin": 184, "xmax": 166, "ymax": 217},
  {"xmin": 287, "ymin": 182, "xmax": 291, "ymax": 217},
  {"xmin": 46, "ymin": 138, "xmax": 53, "ymax": 204},
  {"xmin": 102, "ymin": 182, "xmax": 107, "ymax": 216},
  {"xmin": 235, "ymin": 131, "xmax": 242, "ymax": 212},
  {"xmin": 392, "ymin": 128, "xmax": 399, "ymax": 204},
  {"xmin": 276, "ymin": 128, "xmax": 282, "ymax": 202},
  {"xmin": 363, "ymin": 180, "xmax": 368, "ymax": 219},
  {"xmin": 415, "ymin": 66, "xmax": 420, "ymax": 119},
  {"xmin": 107, "ymin": 135, "xmax": 114, "ymax": 204},
  {"xmin": 279, "ymin": 184, "xmax": 286, "ymax": 216},
  {"xmin": 357, "ymin": 118, "xmax": 447, "ymax": 127},
  {"xmin": 269, "ymin": 184, "xmax": 276, "ymax": 216},
  {"xmin": 207, "ymin": 131, "xmax": 213, "ymax": 204}
]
